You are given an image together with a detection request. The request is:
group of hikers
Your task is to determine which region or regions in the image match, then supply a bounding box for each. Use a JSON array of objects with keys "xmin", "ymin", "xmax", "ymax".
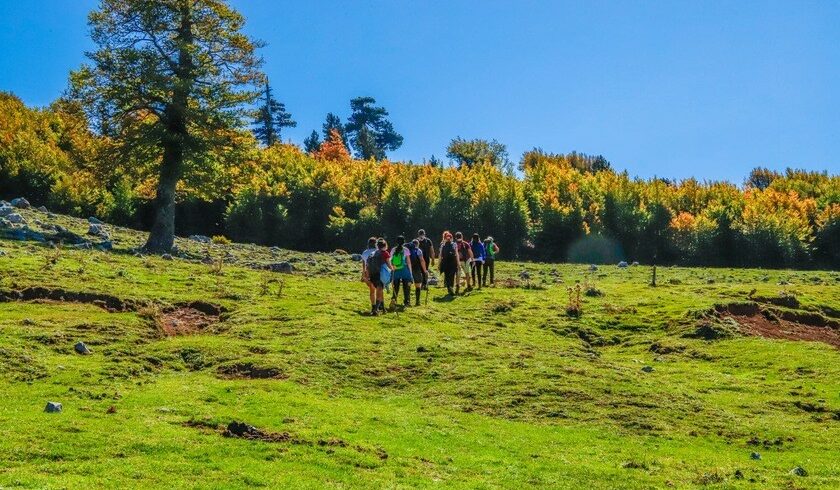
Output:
[{"xmin": 360, "ymin": 229, "xmax": 500, "ymax": 315}]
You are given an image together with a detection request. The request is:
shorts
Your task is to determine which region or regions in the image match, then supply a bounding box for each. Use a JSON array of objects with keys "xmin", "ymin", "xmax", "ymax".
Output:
[
  {"xmin": 393, "ymin": 267, "xmax": 412, "ymax": 283},
  {"xmin": 457, "ymin": 260, "xmax": 470, "ymax": 277},
  {"xmin": 369, "ymin": 273, "xmax": 383, "ymax": 288},
  {"xmin": 412, "ymin": 269, "xmax": 424, "ymax": 284}
]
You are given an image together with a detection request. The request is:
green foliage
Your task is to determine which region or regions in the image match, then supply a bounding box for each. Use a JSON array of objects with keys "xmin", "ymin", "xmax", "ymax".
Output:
[
  {"xmin": 344, "ymin": 97, "xmax": 403, "ymax": 160},
  {"xmin": 446, "ymin": 137, "xmax": 511, "ymax": 172},
  {"xmin": 252, "ymin": 80, "xmax": 296, "ymax": 146}
]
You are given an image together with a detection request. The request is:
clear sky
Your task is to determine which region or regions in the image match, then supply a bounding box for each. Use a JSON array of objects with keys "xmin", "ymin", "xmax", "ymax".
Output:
[{"xmin": 1, "ymin": 0, "xmax": 838, "ymax": 182}]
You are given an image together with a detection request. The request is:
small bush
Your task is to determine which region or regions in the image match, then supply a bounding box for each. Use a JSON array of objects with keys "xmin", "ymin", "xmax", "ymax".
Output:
[{"xmin": 211, "ymin": 235, "xmax": 231, "ymax": 245}]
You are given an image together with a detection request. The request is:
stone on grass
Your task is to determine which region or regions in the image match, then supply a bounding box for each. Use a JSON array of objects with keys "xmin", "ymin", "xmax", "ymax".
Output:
[
  {"xmin": 641, "ymin": 366, "xmax": 654, "ymax": 373},
  {"xmin": 618, "ymin": 261, "xmax": 629, "ymax": 268},
  {"xmin": 6, "ymin": 213, "xmax": 25, "ymax": 224},
  {"xmin": 45, "ymin": 401, "xmax": 62, "ymax": 413},
  {"xmin": 88, "ymin": 216, "xmax": 104, "ymax": 225},
  {"xmin": 790, "ymin": 466, "xmax": 807, "ymax": 477},
  {"xmin": 0, "ymin": 206, "xmax": 13, "ymax": 217},
  {"xmin": 519, "ymin": 270, "xmax": 531, "ymax": 280},
  {"xmin": 267, "ymin": 262, "xmax": 294, "ymax": 273},
  {"xmin": 37, "ymin": 205, "xmax": 48, "ymax": 212},
  {"xmin": 750, "ymin": 452, "xmax": 761, "ymax": 460},
  {"xmin": 351, "ymin": 253, "xmax": 363, "ymax": 262},
  {"xmin": 632, "ymin": 261, "xmax": 640, "ymax": 266},
  {"xmin": 0, "ymin": 250, "xmax": 6, "ymax": 257},
  {"xmin": 88, "ymin": 223, "xmax": 108, "ymax": 237},
  {"xmin": 10, "ymin": 197, "xmax": 31, "ymax": 209},
  {"xmin": 428, "ymin": 276, "xmax": 439, "ymax": 286},
  {"xmin": 589, "ymin": 264, "xmax": 598, "ymax": 272},
  {"xmin": 0, "ymin": 218, "xmax": 10, "ymax": 228},
  {"xmin": 96, "ymin": 240, "xmax": 113, "ymax": 251},
  {"xmin": 74, "ymin": 341, "xmax": 91, "ymax": 355},
  {"xmin": 189, "ymin": 234, "xmax": 211, "ymax": 243},
  {"xmin": 161, "ymin": 253, "xmax": 174, "ymax": 261}
]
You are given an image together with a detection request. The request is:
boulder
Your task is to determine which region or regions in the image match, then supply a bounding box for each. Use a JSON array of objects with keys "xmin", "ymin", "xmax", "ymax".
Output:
[
  {"xmin": 47, "ymin": 212, "xmax": 57, "ymax": 219},
  {"xmin": 10, "ymin": 197, "xmax": 31, "ymax": 209},
  {"xmin": 267, "ymin": 262, "xmax": 294, "ymax": 273},
  {"xmin": 88, "ymin": 223, "xmax": 108, "ymax": 238},
  {"xmin": 6, "ymin": 213, "xmax": 25, "ymax": 224},
  {"xmin": 351, "ymin": 253, "xmax": 363, "ymax": 262},
  {"xmin": 789, "ymin": 466, "xmax": 807, "ymax": 477},
  {"xmin": 96, "ymin": 240, "xmax": 113, "ymax": 251},
  {"xmin": 641, "ymin": 366, "xmax": 654, "ymax": 373},
  {"xmin": 161, "ymin": 253, "xmax": 174, "ymax": 261},
  {"xmin": 618, "ymin": 261, "xmax": 629, "ymax": 268},
  {"xmin": 74, "ymin": 342, "xmax": 91, "ymax": 355},
  {"xmin": 0, "ymin": 218, "xmax": 9, "ymax": 228},
  {"xmin": 631, "ymin": 261, "xmax": 640, "ymax": 266},
  {"xmin": 0, "ymin": 205, "xmax": 14, "ymax": 217},
  {"xmin": 45, "ymin": 401, "xmax": 62, "ymax": 413},
  {"xmin": 188, "ymin": 235, "xmax": 211, "ymax": 244},
  {"xmin": 37, "ymin": 205, "xmax": 48, "ymax": 212},
  {"xmin": 88, "ymin": 216, "xmax": 104, "ymax": 225},
  {"xmin": 589, "ymin": 264, "xmax": 598, "ymax": 272}
]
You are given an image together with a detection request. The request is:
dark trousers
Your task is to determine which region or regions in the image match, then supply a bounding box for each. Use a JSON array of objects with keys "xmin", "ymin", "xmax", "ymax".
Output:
[
  {"xmin": 471, "ymin": 261, "xmax": 484, "ymax": 287},
  {"xmin": 393, "ymin": 279, "xmax": 411, "ymax": 304},
  {"xmin": 443, "ymin": 268, "xmax": 456, "ymax": 292},
  {"xmin": 483, "ymin": 259, "xmax": 495, "ymax": 285}
]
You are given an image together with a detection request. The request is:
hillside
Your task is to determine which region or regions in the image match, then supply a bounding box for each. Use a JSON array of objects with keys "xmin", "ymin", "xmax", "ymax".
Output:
[{"xmin": 1, "ymin": 205, "xmax": 839, "ymax": 488}]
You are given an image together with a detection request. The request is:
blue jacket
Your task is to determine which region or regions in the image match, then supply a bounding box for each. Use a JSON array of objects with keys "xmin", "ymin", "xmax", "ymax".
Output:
[{"xmin": 470, "ymin": 241, "xmax": 486, "ymax": 262}]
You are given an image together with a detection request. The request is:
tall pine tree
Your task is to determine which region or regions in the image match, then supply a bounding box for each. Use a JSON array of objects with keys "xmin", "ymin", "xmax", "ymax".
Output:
[
  {"xmin": 252, "ymin": 80, "xmax": 296, "ymax": 146},
  {"xmin": 322, "ymin": 112, "xmax": 347, "ymax": 148},
  {"xmin": 344, "ymin": 97, "xmax": 403, "ymax": 160}
]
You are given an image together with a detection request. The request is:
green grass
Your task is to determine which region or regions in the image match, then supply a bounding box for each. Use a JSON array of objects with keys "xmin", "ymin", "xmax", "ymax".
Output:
[{"xmin": 1, "ymin": 208, "xmax": 839, "ymax": 488}]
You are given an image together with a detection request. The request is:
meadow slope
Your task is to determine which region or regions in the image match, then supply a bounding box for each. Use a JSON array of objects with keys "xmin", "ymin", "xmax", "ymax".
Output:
[{"xmin": 1, "ymin": 207, "xmax": 839, "ymax": 489}]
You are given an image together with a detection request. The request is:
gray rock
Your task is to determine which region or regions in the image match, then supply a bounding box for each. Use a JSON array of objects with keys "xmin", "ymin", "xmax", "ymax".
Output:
[
  {"xmin": 270, "ymin": 246, "xmax": 282, "ymax": 254},
  {"xmin": 0, "ymin": 205, "xmax": 14, "ymax": 217},
  {"xmin": 188, "ymin": 234, "xmax": 211, "ymax": 243},
  {"xmin": 37, "ymin": 205, "xmax": 48, "ymax": 212},
  {"xmin": 750, "ymin": 452, "xmax": 761, "ymax": 460},
  {"xmin": 74, "ymin": 342, "xmax": 91, "ymax": 355},
  {"xmin": 631, "ymin": 261, "xmax": 640, "ymax": 266},
  {"xmin": 88, "ymin": 216, "xmax": 104, "ymax": 225},
  {"xmin": 47, "ymin": 212, "xmax": 57, "ymax": 219},
  {"xmin": 0, "ymin": 218, "xmax": 9, "ymax": 228},
  {"xmin": 428, "ymin": 276, "xmax": 439, "ymax": 286},
  {"xmin": 790, "ymin": 466, "xmax": 807, "ymax": 477},
  {"xmin": 351, "ymin": 253, "xmax": 363, "ymax": 262},
  {"xmin": 641, "ymin": 366, "xmax": 654, "ymax": 373},
  {"xmin": 267, "ymin": 262, "xmax": 294, "ymax": 273},
  {"xmin": 618, "ymin": 261, "xmax": 629, "ymax": 268},
  {"xmin": 10, "ymin": 197, "xmax": 31, "ymax": 209},
  {"xmin": 519, "ymin": 270, "xmax": 531, "ymax": 280},
  {"xmin": 0, "ymin": 200, "xmax": 8, "ymax": 207},
  {"xmin": 6, "ymin": 213, "xmax": 25, "ymax": 224},
  {"xmin": 589, "ymin": 264, "xmax": 598, "ymax": 272},
  {"xmin": 88, "ymin": 223, "xmax": 108, "ymax": 238},
  {"xmin": 45, "ymin": 401, "xmax": 62, "ymax": 413},
  {"xmin": 161, "ymin": 253, "xmax": 174, "ymax": 261},
  {"xmin": 0, "ymin": 250, "xmax": 6, "ymax": 257},
  {"xmin": 96, "ymin": 240, "xmax": 113, "ymax": 251}
]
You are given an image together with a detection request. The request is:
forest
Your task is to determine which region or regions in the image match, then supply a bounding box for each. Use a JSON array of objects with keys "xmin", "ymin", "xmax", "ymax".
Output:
[{"xmin": 1, "ymin": 90, "xmax": 837, "ymax": 268}]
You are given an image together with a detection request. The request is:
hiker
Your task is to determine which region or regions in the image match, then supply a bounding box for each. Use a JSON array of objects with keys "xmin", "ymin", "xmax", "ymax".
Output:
[
  {"xmin": 438, "ymin": 230, "xmax": 459, "ymax": 296},
  {"xmin": 470, "ymin": 233, "xmax": 486, "ymax": 289},
  {"xmin": 366, "ymin": 238, "xmax": 392, "ymax": 315},
  {"xmin": 416, "ymin": 229, "xmax": 435, "ymax": 289},
  {"xmin": 454, "ymin": 231, "xmax": 474, "ymax": 293},
  {"xmin": 390, "ymin": 235, "xmax": 414, "ymax": 307},
  {"xmin": 407, "ymin": 239, "xmax": 428, "ymax": 305},
  {"xmin": 483, "ymin": 236, "xmax": 499, "ymax": 286},
  {"xmin": 360, "ymin": 237, "xmax": 378, "ymax": 311}
]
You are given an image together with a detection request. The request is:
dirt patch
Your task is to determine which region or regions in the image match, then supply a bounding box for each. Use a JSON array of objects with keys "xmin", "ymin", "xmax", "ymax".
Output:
[
  {"xmin": 224, "ymin": 421, "xmax": 295, "ymax": 442},
  {"xmin": 727, "ymin": 312, "xmax": 840, "ymax": 349},
  {"xmin": 0, "ymin": 287, "xmax": 139, "ymax": 312},
  {"xmin": 217, "ymin": 362, "xmax": 287, "ymax": 379},
  {"xmin": 159, "ymin": 307, "xmax": 220, "ymax": 336}
]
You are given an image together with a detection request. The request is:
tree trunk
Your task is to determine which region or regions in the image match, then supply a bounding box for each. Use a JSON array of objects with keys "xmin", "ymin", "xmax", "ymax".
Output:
[{"xmin": 143, "ymin": 2, "xmax": 193, "ymax": 253}]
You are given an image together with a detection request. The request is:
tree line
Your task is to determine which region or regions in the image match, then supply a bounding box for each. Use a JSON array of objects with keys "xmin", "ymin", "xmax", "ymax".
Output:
[{"xmin": 0, "ymin": 0, "xmax": 837, "ymax": 268}]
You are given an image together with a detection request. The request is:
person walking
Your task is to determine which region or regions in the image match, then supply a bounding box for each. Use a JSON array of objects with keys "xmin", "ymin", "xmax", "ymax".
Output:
[
  {"xmin": 390, "ymin": 235, "xmax": 413, "ymax": 307},
  {"xmin": 438, "ymin": 231, "xmax": 459, "ymax": 296},
  {"xmin": 416, "ymin": 229, "xmax": 435, "ymax": 290},
  {"xmin": 483, "ymin": 236, "xmax": 499, "ymax": 286},
  {"xmin": 360, "ymin": 237, "xmax": 378, "ymax": 312},
  {"xmin": 407, "ymin": 239, "xmax": 427, "ymax": 306},
  {"xmin": 469, "ymin": 233, "xmax": 486, "ymax": 289},
  {"xmin": 366, "ymin": 238, "xmax": 392, "ymax": 315},
  {"xmin": 454, "ymin": 231, "xmax": 474, "ymax": 293}
]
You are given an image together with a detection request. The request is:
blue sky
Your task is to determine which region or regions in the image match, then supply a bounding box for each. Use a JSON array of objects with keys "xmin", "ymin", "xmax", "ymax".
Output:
[{"xmin": 1, "ymin": 0, "xmax": 838, "ymax": 181}]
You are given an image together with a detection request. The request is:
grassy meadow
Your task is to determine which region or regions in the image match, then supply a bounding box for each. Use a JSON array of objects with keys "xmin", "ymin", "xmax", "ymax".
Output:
[{"xmin": 1, "ymin": 207, "xmax": 839, "ymax": 488}]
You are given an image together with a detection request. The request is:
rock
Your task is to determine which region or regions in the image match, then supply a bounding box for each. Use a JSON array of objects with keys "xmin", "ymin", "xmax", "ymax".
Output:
[
  {"xmin": 161, "ymin": 253, "xmax": 174, "ymax": 261},
  {"xmin": 750, "ymin": 452, "xmax": 761, "ymax": 460},
  {"xmin": 351, "ymin": 253, "xmax": 363, "ymax": 262},
  {"xmin": 641, "ymin": 366, "xmax": 654, "ymax": 373},
  {"xmin": 45, "ymin": 401, "xmax": 62, "ymax": 413},
  {"xmin": 618, "ymin": 261, "xmax": 629, "ymax": 268},
  {"xmin": 428, "ymin": 276, "xmax": 439, "ymax": 286},
  {"xmin": 589, "ymin": 264, "xmax": 598, "ymax": 272},
  {"xmin": 74, "ymin": 342, "xmax": 91, "ymax": 355},
  {"xmin": 6, "ymin": 213, "xmax": 25, "ymax": 224},
  {"xmin": 88, "ymin": 216, "xmax": 104, "ymax": 225},
  {"xmin": 0, "ymin": 205, "xmax": 12, "ymax": 217},
  {"xmin": 88, "ymin": 223, "xmax": 108, "ymax": 237},
  {"xmin": 189, "ymin": 234, "xmax": 211, "ymax": 243},
  {"xmin": 519, "ymin": 270, "xmax": 531, "ymax": 280},
  {"xmin": 267, "ymin": 262, "xmax": 294, "ymax": 273},
  {"xmin": 789, "ymin": 466, "xmax": 807, "ymax": 477},
  {"xmin": 37, "ymin": 205, "xmax": 48, "ymax": 212},
  {"xmin": 0, "ymin": 218, "xmax": 9, "ymax": 228},
  {"xmin": 10, "ymin": 197, "xmax": 31, "ymax": 209},
  {"xmin": 0, "ymin": 250, "xmax": 6, "ymax": 257},
  {"xmin": 95, "ymin": 240, "xmax": 113, "ymax": 251},
  {"xmin": 631, "ymin": 261, "xmax": 640, "ymax": 266},
  {"xmin": 47, "ymin": 212, "xmax": 57, "ymax": 219},
  {"xmin": 269, "ymin": 246, "xmax": 282, "ymax": 254}
]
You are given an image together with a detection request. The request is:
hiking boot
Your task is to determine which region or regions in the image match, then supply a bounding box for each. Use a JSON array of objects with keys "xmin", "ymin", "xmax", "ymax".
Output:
[{"xmin": 415, "ymin": 299, "xmax": 421, "ymax": 306}]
